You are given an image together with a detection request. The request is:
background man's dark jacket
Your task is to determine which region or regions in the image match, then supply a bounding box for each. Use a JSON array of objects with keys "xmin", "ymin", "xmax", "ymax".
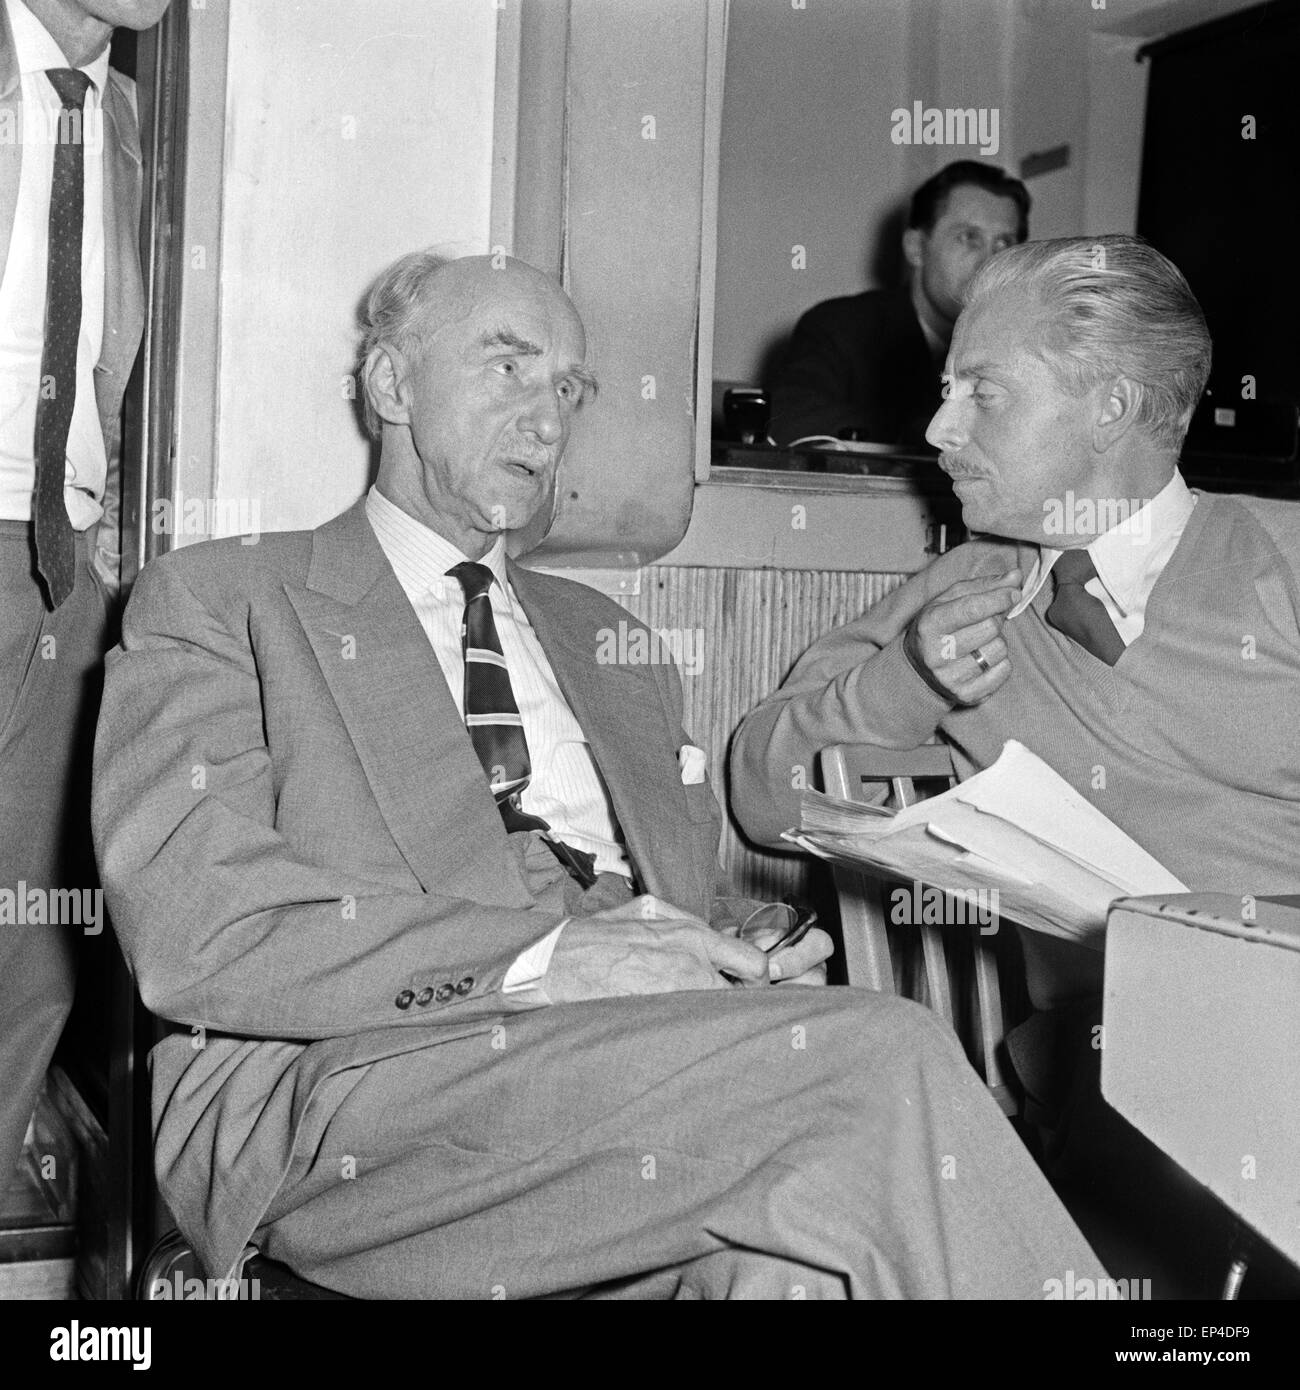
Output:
[{"xmin": 767, "ymin": 287, "xmax": 940, "ymax": 448}]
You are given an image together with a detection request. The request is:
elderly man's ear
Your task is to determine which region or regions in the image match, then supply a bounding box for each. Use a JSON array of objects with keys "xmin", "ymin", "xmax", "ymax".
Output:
[
  {"xmin": 1092, "ymin": 375, "xmax": 1144, "ymax": 453},
  {"xmin": 364, "ymin": 345, "xmax": 412, "ymax": 429}
]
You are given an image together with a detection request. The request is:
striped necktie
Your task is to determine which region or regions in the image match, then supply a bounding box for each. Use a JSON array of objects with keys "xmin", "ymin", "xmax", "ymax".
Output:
[
  {"xmin": 449, "ymin": 561, "xmax": 597, "ymax": 888},
  {"xmin": 33, "ymin": 68, "xmax": 93, "ymax": 611},
  {"xmin": 1045, "ymin": 548, "xmax": 1125, "ymax": 666}
]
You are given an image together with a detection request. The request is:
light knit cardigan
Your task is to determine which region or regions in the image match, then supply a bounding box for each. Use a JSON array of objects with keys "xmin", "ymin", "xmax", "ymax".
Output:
[{"xmin": 731, "ymin": 492, "xmax": 1300, "ymax": 1000}]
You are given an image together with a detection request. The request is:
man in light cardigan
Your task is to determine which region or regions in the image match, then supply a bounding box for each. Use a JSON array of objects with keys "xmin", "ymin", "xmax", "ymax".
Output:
[{"xmin": 731, "ymin": 234, "xmax": 1300, "ymax": 1295}]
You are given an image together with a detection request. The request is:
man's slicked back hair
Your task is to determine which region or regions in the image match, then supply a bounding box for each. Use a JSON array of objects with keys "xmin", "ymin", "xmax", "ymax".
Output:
[{"xmin": 963, "ymin": 234, "xmax": 1212, "ymax": 452}]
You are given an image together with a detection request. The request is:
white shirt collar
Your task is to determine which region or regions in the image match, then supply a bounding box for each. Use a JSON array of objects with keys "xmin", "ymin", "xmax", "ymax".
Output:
[
  {"xmin": 365, "ymin": 485, "xmax": 509, "ymax": 600},
  {"xmin": 1009, "ymin": 471, "xmax": 1196, "ymax": 618},
  {"xmin": 1088, "ymin": 471, "xmax": 1195, "ymax": 615},
  {"xmin": 6, "ymin": 0, "xmax": 111, "ymax": 92}
]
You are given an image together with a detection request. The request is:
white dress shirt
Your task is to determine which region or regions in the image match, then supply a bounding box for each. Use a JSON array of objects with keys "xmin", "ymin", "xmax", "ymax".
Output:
[
  {"xmin": 0, "ymin": 0, "xmax": 109, "ymax": 528},
  {"xmin": 1008, "ymin": 472, "xmax": 1198, "ymax": 645},
  {"xmin": 366, "ymin": 487, "xmax": 633, "ymax": 996}
]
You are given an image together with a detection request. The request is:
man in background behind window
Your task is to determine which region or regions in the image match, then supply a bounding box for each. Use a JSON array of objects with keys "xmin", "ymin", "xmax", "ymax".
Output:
[{"xmin": 768, "ymin": 160, "xmax": 1029, "ymax": 449}]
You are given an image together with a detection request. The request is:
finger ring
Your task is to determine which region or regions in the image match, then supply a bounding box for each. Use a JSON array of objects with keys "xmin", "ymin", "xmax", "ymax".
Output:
[{"xmin": 972, "ymin": 646, "xmax": 992, "ymax": 674}]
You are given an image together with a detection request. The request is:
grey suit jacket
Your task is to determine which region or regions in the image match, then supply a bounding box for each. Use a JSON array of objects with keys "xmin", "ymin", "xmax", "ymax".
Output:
[
  {"xmin": 0, "ymin": 4, "xmax": 146, "ymax": 583},
  {"xmin": 93, "ymin": 499, "xmax": 728, "ymax": 1278}
]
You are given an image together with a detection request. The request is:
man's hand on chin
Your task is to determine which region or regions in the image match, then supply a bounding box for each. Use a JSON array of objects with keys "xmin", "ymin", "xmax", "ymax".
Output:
[{"xmin": 545, "ymin": 895, "xmax": 770, "ymax": 1004}]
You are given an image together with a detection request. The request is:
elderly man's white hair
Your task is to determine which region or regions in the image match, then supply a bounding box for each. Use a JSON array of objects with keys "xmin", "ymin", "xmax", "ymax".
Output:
[
  {"xmin": 356, "ymin": 249, "xmax": 460, "ymax": 439},
  {"xmin": 963, "ymin": 235, "xmax": 1212, "ymax": 453}
]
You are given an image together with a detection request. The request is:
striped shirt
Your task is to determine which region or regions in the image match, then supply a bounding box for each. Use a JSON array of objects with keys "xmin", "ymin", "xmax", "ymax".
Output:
[{"xmin": 365, "ymin": 485, "xmax": 630, "ymax": 880}]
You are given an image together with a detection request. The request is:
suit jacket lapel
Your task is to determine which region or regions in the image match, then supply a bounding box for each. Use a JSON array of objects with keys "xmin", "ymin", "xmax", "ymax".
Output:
[
  {"xmin": 285, "ymin": 500, "xmax": 530, "ymax": 905},
  {"xmin": 509, "ymin": 562, "xmax": 712, "ymax": 914}
]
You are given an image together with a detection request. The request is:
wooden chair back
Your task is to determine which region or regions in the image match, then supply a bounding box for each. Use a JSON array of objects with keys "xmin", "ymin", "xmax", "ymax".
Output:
[{"xmin": 819, "ymin": 744, "xmax": 1017, "ymax": 1115}]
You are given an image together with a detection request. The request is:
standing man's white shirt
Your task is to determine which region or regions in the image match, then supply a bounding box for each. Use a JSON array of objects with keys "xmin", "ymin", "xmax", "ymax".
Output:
[
  {"xmin": 1007, "ymin": 471, "xmax": 1198, "ymax": 645},
  {"xmin": 0, "ymin": 0, "xmax": 109, "ymax": 528}
]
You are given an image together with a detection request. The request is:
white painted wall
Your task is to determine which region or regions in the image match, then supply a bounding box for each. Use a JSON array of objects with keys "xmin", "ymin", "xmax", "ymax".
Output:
[
  {"xmin": 711, "ymin": 0, "xmax": 914, "ymax": 388},
  {"xmin": 189, "ymin": 0, "xmax": 499, "ymax": 537},
  {"xmin": 1083, "ymin": 29, "xmax": 1150, "ymax": 236}
]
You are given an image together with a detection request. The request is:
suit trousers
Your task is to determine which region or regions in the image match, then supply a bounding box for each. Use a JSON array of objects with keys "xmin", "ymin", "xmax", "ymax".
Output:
[
  {"xmin": 0, "ymin": 522, "xmax": 109, "ymax": 1178},
  {"xmin": 252, "ymin": 983, "xmax": 1106, "ymax": 1299}
]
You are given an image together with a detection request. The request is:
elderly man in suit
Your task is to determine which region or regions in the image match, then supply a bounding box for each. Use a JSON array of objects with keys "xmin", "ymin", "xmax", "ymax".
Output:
[
  {"xmin": 0, "ymin": 0, "xmax": 168, "ymax": 1183},
  {"xmin": 93, "ymin": 250, "xmax": 1106, "ymax": 1299}
]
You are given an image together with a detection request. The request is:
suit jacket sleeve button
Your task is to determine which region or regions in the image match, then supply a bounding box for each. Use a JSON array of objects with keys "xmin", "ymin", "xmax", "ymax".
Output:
[
  {"xmin": 455, "ymin": 976, "xmax": 474, "ymax": 995},
  {"xmin": 435, "ymin": 983, "xmax": 455, "ymax": 1003},
  {"xmin": 395, "ymin": 989, "xmax": 415, "ymax": 1010},
  {"xmin": 415, "ymin": 987, "xmax": 435, "ymax": 1007}
]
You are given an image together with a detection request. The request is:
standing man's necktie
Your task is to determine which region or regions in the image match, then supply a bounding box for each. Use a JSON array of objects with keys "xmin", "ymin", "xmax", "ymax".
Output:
[
  {"xmin": 449, "ymin": 561, "xmax": 597, "ymax": 889},
  {"xmin": 1045, "ymin": 548, "xmax": 1125, "ymax": 666},
  {"xmin": 33, "ymin": 68, "xmax": 93, "ymax": 611}
]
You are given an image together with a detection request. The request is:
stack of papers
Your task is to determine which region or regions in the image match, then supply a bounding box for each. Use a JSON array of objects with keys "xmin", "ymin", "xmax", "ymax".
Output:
[{"xmin": 783, "ymin": 740, "xmax": 1188, "ymax": 946}]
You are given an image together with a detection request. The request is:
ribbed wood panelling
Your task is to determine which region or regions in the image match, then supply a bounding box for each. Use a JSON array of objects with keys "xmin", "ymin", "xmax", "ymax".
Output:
[{"xmin": 618, "ymin": 567, "xmax": 908, "ymax": 901}]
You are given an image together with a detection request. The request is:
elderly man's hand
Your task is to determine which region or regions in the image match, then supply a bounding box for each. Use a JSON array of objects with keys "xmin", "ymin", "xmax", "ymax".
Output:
[
  {"xmin": 903, "ymin": 569, "xmax": 1020, "ymax": 706},
  {"xmin": 545, "ymin": 895, "xmax": 770, "ymax": 1004},
  {"xmin": 768, "ymin": 927, "xmax": 834, "ymax": 985}
]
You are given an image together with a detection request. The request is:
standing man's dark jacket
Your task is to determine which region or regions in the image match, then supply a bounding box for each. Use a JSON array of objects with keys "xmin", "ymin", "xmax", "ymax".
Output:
[{"xmin": 767, "ymin": 287, "xmax": 940, "ymax": 449}]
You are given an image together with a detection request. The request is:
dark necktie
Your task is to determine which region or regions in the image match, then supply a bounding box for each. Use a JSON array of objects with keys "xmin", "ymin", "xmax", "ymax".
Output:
[
  {"xmin": 449, "ymin": 561, "xmax": 597, "ymax": 889},
  {"xmin": 33, "ymin": 68, "xmax": 93, "ymax": 611},
  {"xmin": 1045, "ymin": 549, "xmax": 1126, "ymax": 666}
]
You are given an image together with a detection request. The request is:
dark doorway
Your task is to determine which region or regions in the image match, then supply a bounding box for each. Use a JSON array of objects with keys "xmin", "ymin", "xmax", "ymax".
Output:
[{"xmin": 1138, "ymin": 1, "xmax": 1300, "ymax": 494}]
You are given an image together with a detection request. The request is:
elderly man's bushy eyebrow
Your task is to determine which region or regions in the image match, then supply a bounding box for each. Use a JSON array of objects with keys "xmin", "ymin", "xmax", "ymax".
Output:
[
  {"xmin": 478, "ymin": 326, "xmax": 596, "ymax": 398},
  {"xmin": 479, "ymin": 327, "xmax": 543, "ymax": 356},
  {"xmin": 569, "ymin": 365, "xmax": 599, "ymax": 401}
]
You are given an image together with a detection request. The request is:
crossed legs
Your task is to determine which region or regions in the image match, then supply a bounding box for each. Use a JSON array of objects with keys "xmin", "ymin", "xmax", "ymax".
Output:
[{"xmin": 254, "ymin": 986, "xmax": 1105, "ymax": 1299}]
